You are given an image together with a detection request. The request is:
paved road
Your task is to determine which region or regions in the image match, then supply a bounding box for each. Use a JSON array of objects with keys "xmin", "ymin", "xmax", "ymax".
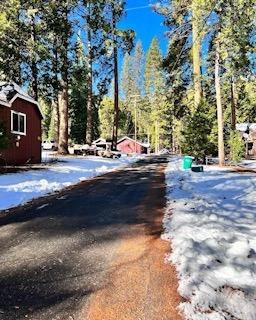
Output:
[{"xmin": 0, "ymin": 156, "xmax": 181, "ymax": 320}]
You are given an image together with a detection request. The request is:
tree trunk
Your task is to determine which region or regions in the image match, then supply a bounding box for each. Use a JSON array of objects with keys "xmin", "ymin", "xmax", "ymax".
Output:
[
  {"xmin": 155, "ymin": 121, "xmax": 159, "ymax": 154},
  {"xmin": 58, "ymin": 80, "xmax": 69, "ymax": 154},
  {"xmin": 30, "ymin": 13, "xmax": 38, "ymax": 101},
  {"xmin": 192, "ymin": 1, "xmax": 202, "ymax": 109},
  {"xmin": 111, "ymin": 15, "xmax": 119, "ymax": 151},
  {"xmin": 230, "ymin": 76, "xmax": 237, "ymax": 130},
  {"xmin": 52, "ymin": 41, "xmax": 60, "ymax": 143},
  {"xmin": 50, "ymin": 98, "xmax": 59, "ymax": 142},
  {"xmin": 86, "ymin": 6, "xmax": 93, "ymax": 145},
  {"xmin": 215, "ymin": 42, "xmax": 225, "ymax": 166},
  {"xmin": 58, "ymin": 7, "xmax": 69, "ymax": 155}
]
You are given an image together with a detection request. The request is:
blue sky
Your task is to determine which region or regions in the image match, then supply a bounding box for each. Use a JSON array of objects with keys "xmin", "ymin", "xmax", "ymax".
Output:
[{"xmin": 119, "ymin": 0, "xmax": 168, "ymax": 55}]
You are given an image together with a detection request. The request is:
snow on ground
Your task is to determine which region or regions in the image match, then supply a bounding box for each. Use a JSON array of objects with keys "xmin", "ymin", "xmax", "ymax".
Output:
[
  {"xmin": 0, "ymin": 154, "xmax": 141, "ymax": 211},
  {"xmin": 164, "ymin": 157, "xmax": 256, "ymax": 320},
  {"xmin": 241, "ymin": 160, "xmax": 256, "ymax": 170}
]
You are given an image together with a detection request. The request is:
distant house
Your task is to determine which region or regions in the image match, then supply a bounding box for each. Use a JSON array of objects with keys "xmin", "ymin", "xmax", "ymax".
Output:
[
  {"xmin": 236, "ymin": 123, "xmax": 256, "ymax": 158},
  {"xmin": 0, "ymin": 82, "xmax": 43, "ymax": 165},
  {"xmin": 92, "ymin": 138, "xmax": 112, "ymax": 150},
  {"xmin": 117, "ymin": 136, "xmax": 150, "ymax": 154}
]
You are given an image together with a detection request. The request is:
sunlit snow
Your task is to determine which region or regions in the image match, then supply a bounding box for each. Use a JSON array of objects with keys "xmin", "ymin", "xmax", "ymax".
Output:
[
  {"xmin": 164, "ymin": 158, "xmax": 256, "ymax": 320},
  {"xmin": 0, "ymin": 154, "xmax": 141, "ymax": 211}
]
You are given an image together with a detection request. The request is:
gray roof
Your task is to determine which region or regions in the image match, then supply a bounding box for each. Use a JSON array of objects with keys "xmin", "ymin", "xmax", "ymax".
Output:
[
  {"xmin": 236, "ymin": 123, "xmax": 256, "ymax": 132},
  {"xmin": 0, "ymin": 81, "xmax": 31, "ymax": 102},
  {"xmin": 0, "ymin": 81, "xmax": 43, "ymax": 118}
]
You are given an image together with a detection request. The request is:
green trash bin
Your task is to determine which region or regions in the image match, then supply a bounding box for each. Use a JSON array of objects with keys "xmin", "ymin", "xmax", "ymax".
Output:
[{"xmin": 183, "ymin": 156, "xmax": 194, "ymax": 170}]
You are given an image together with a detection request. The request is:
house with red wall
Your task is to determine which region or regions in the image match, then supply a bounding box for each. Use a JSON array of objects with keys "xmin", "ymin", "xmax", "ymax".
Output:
[
  {"xmin": 117, "ymin": 136, "xmax": 150, "ymax": 154},
  {"xmin": 0, "ymin": 82, "xmax": 43, "ymax": 165}
]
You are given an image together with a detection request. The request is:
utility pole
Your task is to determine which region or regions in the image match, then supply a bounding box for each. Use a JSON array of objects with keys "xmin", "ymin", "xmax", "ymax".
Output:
[
  {"xmin": 134, "ymin": 97, "xmax": 137, "ymax": 153},
  {"xmin": 131, "ymin": 94, "xmax": 140, "ymax": 153},
  {"xmin": 111, "ymin": 6, "xmax": 119, "ymax": 151}
]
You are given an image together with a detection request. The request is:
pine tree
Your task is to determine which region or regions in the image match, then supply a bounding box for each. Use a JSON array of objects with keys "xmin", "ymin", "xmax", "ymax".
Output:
[
  {"xmin": 55, "ymin": 2, "xmax": 72, "ymax": 154},
  {"xmin": 70, "ymin": 36, "xmax": 88, "ymax": 144},
  {"xmin": 131, "ymin": 40, "xmax": 144, "ymax": 97},
  {"xmin": 0, "ymin": 0, "xmax": 24, "ymax": 83},
  {"xmin": 156, "ymin": 0, "xmax": 255, "ymax": 161},
  {"xmin": 40, "ymin": 99, "xmax": 52, "ymax": 139},
  {"xmin": 101, "ymin": 0, "xmax": 134, "ymax": 150},
  {"xmin": 145, "ymin": 38, "xmax": 168, "ymax": 152},
  {"xmin": 121, "ymin": 52, "xmax": 133, "ymax": 101},
  {"xmin": 210, "ymin": 0, "xmax": 255, "ymax": 165},
  {"xmin": 99, "ymin": 97, "xmax": 114, "ymax": 139}
]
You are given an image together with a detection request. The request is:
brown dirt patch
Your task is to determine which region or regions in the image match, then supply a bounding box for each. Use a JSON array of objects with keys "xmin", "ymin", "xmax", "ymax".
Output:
[{"xmin": 83, "ymin": 164, "xmax": 182, "ymax": 320}]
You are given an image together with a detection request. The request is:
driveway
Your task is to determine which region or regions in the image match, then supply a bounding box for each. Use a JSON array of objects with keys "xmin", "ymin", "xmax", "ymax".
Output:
[{"xmin": 0, "ymin": 156, "xmax": 182, "ymax": 320}]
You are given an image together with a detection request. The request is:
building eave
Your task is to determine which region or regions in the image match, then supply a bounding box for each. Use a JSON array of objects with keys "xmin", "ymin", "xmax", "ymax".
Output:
[
  {"xmin": 9, "ymin": 94, "xmax": 44, "ymax": 119},
  {"xmin": 0, "ymin": 100, "xmax": 11, "ymax": 107},
  {"xmin": 117, "ymin": 136, "xmax": 149, "ymax": 148}
]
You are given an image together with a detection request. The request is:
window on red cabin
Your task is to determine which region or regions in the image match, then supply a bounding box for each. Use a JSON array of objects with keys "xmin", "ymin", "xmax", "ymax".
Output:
[{"xmin": 11, "ymin": 111, "xmax": 26, "ymax": 135}]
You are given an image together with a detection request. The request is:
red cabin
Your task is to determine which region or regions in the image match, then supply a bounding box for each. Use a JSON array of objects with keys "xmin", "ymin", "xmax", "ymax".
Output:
[
  {"xmin": 0, "ymin": 82, "xmax": 43, "ymax": 165},
  {"xmin": 117, "ymin": 136, "xmax": 150, "ymax": 154}
]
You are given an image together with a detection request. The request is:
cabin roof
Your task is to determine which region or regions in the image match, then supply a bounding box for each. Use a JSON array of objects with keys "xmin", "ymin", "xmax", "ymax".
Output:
[
  {"xmin": 0, "ymin": 81, "xmax": 44, "ymax": 118},
  {"xmin": 236, "ymin": 123, "xmax": 256, "ymax": 133},
  {"xmin": 117, "ymin": 136, "xmax": 150, "ymax": 148}
]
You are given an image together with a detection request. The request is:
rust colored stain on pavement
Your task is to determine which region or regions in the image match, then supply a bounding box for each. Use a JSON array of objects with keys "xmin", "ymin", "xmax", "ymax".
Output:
[{"xmin": 84, "ymin": 164, "xmax": 182, "ymax": 320}]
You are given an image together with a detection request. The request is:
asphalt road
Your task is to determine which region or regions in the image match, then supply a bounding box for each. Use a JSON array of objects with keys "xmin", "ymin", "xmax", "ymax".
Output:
[{"xmin": 0, "ymin": 156, "xmax": 181, "ymax": 320}]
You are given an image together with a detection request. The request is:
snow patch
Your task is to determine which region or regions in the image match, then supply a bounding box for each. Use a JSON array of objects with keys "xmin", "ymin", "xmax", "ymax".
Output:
[
  {"xmin": 0, "ymin": 155, "xmax": 142, "ymax": 211},
  {"xmin": 164, "ymin": 157, "xmax": 256, "ymax": 320}
]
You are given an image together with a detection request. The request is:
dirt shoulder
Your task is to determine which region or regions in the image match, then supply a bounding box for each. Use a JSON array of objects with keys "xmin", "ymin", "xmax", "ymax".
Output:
[{"xmin": 83, "ymin": 162, "xmax": 182, "ymax": 320}]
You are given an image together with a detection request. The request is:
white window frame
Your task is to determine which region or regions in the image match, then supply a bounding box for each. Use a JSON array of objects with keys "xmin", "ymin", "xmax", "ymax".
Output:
[{"xmin": 11, "ymin": 110, "xmax": 26, "ymax": 136}]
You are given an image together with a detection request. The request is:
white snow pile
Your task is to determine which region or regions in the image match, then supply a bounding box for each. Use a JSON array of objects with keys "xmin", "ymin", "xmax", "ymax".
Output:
[
  {"xmin": 0, "ymin": 155, "xmax": 141, "ymax": 211},
  {"xmin": 241, "ymin": 160, "xmax": 256, "ymax": 170},
  {"xmin": 164, "ymin": 158, "xmax": 256, "ymax": 320}
]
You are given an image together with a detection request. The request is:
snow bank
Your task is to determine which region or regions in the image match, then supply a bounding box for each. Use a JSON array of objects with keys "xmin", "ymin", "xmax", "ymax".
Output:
[
  {"xmin": 241, "ymin": 160, "xmax": 256, "ymax": 170},
  {"xmin": 0, "ymin": 155, "xmax": 141, "ymax": 211},
  {"xmin": 164, "ymin": 158, "xmax": 256, "ymax": 320}
]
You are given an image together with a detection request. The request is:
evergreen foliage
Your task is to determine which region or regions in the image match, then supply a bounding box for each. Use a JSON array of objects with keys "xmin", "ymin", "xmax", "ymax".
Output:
[
  {"xmin": 144, "ymin": 38, "xmax": 169, "ymax": 152},
  {"xmin": 180, "ymin": 102, "xmax": 217, "ymax": 159},
  {"xmin": 99, "ymin": 97, "xmax": 114, "ymax": 139},
  {"xmin": 70, "ymin": 37, "xmax": 88, "ymax": 144},
  {"xmin": 0, "ymin": 122, "xmax": 9, "ymax": 150},
  {"xmin": 228, "ymin": 130, "xmax": 245, "ymax": 163},
  {"xmin": 156, "ymin": 0, "xmax": 256, "ymax": 161},
  {"xmin": 0, "ymin": 1, "xmax": 255, "ymax": 159}
]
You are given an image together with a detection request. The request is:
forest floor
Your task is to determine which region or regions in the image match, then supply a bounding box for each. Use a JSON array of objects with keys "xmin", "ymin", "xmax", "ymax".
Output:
[{"xmin": 0, "ymin": 155, "xmax": 182, "ymax": 320}]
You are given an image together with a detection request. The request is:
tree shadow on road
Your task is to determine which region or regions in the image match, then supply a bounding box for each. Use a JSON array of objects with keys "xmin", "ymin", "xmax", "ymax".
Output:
[{"xmin": 0, "ymin": 157, "xmax": 168, "ymax": 319}]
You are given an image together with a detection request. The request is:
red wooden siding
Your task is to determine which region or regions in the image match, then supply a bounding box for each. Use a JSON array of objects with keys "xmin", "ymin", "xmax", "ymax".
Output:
[
  {"xmin": 117, "ymin": 139, "xmax": 144, "ymax": 154},
  {"xmin": 0, "ymin": 97, "xmax": 42, "ymax": 165}
]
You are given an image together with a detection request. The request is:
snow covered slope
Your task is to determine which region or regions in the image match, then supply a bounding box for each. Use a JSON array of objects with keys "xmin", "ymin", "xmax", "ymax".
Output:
[
  {"xmin": 164, "ymin": 158, "xmax": 256, "ymax": 320},
  {"xmin": 0, "ymin": 155, "xmax": 140, "ymax": 211}
]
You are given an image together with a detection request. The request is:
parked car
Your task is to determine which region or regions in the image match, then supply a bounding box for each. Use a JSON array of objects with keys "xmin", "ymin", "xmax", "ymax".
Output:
[
  {"xmin": 100, "ymin": 149, "xmax": 121, "ymax": 159},
  {"xmin": 71, "ymin": 143, "xmax": 121, "ymax": 159},
  {"xmin": 158, "ymin": 148, "xmax": 171, "ymax": 155},
  {"xmin": 42, "ymin": 140, "xmax": 58, "ymax": 151},
  {"xmin": 72, "ymin": 144, "xmax": 97, "ymax": 156}
]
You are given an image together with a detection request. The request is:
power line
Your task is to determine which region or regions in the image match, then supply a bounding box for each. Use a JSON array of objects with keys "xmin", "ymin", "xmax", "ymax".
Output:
[{"xmin": 126, "ymin": 5, "xmax": 151, "ymax": 11}]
